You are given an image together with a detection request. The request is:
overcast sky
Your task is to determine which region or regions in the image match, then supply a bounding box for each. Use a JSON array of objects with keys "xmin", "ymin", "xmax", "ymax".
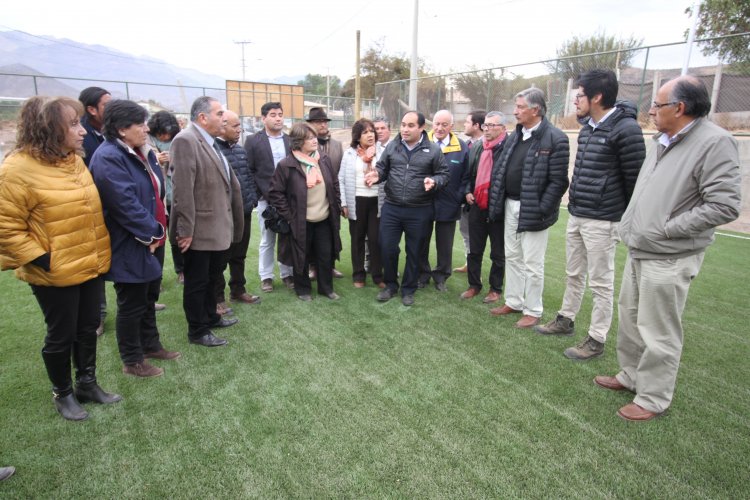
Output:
[{"xmin": 2, "ymin": 0, "xmax": 707, "ymax": 83}]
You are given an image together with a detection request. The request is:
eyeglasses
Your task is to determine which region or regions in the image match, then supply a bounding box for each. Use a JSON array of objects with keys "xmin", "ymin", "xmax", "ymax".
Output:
[
  {"xmin": 652, "ymin": 101, "xmax": 679, "ymax": 109},
  {"xmin": 574, "ymin": 93, "xmax": 587, "ymax": 101},
  {"xmin": 481, "ymin": 123, "xmax": 504, "ymax": 130}
]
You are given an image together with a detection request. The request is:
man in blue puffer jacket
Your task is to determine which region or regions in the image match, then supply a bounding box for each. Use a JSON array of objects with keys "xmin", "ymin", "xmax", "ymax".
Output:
[
  {"xmin": 535, "ymin": 70, "xmax": 646, "ymax": 360},
  {"xmin": 215, "ymin": 110, "xmax": 261, "ymax": 310}
]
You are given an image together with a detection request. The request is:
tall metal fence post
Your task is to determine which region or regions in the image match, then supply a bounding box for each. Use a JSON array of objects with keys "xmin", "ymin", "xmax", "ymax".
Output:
[
  {"xmin": 33, "ymin": 76, "xmax": 38, "ymax": 96},
  {"xmin": 125, "ymin": 82, "xmax": 130, "ymax": 100},
  {"xmin": 485, "ymin": 70, "xmax": 492, "ymax": 110},
  {"xmin": 637, "ymin": 47, "xmax": 651, "ymax": 116}
]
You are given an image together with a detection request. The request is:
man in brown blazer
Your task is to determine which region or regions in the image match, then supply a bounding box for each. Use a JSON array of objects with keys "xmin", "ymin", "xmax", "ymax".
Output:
[{"xmin": 170, "ymin": 96, "xmax": 244, "ymax": 347}]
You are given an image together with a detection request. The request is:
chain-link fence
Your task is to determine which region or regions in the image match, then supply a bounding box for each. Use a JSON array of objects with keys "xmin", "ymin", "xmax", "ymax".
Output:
[
  {"xmin": 374, "ymin": 34, "xmax": 750, "ymax": 132},
  {"xmin": 0, "ymin": 74, "xmax": 375, "ymax": 152}
]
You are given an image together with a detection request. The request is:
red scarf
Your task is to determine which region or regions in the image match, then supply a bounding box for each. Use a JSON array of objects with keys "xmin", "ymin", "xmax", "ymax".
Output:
[
  {"xmin": 473, "ymin": 133, "xmax": 506, "ymax": 210},
  {"xmin": 136, "ymin": 149, "xmax": 167, "ymax": 247},
  {"xmin": 357, "ymin": 145, "xmax": 376, "ymax": 174}
]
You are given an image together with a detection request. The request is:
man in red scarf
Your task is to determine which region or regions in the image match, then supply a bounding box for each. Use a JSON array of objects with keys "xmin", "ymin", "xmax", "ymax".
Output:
[{"xmin": 460, "ymin": 111, "xmax": 509, "ymax": 304}]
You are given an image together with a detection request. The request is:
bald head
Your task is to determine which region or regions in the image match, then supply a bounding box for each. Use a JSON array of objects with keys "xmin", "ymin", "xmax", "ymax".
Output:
[{"xmin": 221, "ymin": 110, "xmax": 241, "ymax": 143}]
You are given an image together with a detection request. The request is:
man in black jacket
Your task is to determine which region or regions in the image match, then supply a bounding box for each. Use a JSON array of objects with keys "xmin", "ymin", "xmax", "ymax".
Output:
[
  {"xmin": 215, "ymin": 110, "xmax": 261, "ymax": 311},
  {"xmin": 488, "ymin": 88, "xmax": 569, "ymax": 328},
  {"xmin": 365, "ymin": 111, "xmax": 450, "ymax": 306},
  {"xmin": 535, "ymin": 70, "xmax": 645, "ymax": 360}
]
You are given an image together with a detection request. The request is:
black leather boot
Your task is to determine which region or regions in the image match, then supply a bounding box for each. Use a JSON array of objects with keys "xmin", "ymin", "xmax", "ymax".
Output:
[
  {"xmin": 42, "ymin": 350, "xmax": 88, "ymax": 421},
  {"xmin": 73, "ymin": 337, "xmax": 122, "ymax": 405}
]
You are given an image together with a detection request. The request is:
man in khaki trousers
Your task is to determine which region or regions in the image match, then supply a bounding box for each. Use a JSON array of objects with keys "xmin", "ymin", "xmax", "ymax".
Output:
[
  {"xmin": 535, "ymin": 69, "xmax": 645, "ymax": 360},
  {"xmin": 594, "ymin": 76, "xmax": 741, "ymax": 421}
]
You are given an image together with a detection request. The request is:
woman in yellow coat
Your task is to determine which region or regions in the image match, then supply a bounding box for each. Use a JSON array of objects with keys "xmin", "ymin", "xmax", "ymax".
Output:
[{"xmin": 0, "ymin": 96, "xmax": 120, "ymax": 421}]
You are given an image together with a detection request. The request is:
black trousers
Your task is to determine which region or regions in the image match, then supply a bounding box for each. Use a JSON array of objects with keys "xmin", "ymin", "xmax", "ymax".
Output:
[
  {"xmin": 113, "ymin": 246, "xmax": 165, "ymax": 364},
  {"xmin": 349, "ymin": 196, "xmax": 383, "ymax": 284},
  {"xmin": 379, "ymin": 202, "xmax": 433, "ymax": 297},
  {"xmin": 183, "ymin": 248, "xmax": 226, "ymax": 339},
  {"xmin": 166, "ymin": 206, "xmax": 184, "ymax": 274},
  {"xmin": 418, "ymin": 220, "xmax": 457, "ymax": 285},
  {"xmin": 31, "ymin": 277, "xmax": 101, "ymax": 355},
  {"xmin": 294, "ymin": 220, "xmax": 334, "ymax": 296},
  {"xmin": 467, "ymin": 204, "xmax": 505, "ymax": 293},
  {"xmin": 216, "ymin": 213, "xmax": 252, "ymax": 302}
]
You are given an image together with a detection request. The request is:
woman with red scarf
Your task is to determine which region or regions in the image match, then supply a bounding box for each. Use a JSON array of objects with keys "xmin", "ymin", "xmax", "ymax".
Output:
[
  {"xmin": 90, "ymin": 100, "xmax": 180, "ymax": 378},
  {"xmin": 268, "ymin": 123, "xmax": 342, "ymax": 301},
  {"xmin": 338, "ymin": 118, "xmax": 385, "ymax": 288}
]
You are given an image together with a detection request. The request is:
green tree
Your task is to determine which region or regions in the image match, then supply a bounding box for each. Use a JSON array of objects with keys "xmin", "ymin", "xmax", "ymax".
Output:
[
  {"xmin": 547, "ymin": 31, "xmax": 643, "ymax": 79},
  {"xmin": 297, "ymin": 73, "xmax": 342, "ymax": 97},
  {"xmin": 687, "ymin": 0, "xmax": 750, "ymax": 70}
]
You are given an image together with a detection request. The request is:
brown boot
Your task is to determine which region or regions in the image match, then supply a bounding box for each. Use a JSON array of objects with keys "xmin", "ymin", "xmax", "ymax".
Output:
[{"xmin": 123, "ymin": 361, "xmax": 164, "ymax": 378}]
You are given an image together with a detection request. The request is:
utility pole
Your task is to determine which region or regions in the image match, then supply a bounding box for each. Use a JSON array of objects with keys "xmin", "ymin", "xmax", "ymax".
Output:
[
  {"xmin": 355, "ymin": 31, "xmax": 361, "ymax": 120},
  {"xmin": 408, "ymin": 0, "xmax": 419, "ymax": 109},
  {"xmin": 234, "ymin": 40, "xmax": 252, "ymax": 81}
]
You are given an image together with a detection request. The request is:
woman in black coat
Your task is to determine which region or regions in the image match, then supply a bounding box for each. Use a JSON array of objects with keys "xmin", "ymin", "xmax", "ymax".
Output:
[{"xmin": 268, "ymin": 123, "xmax": 342, "ymax": 301}]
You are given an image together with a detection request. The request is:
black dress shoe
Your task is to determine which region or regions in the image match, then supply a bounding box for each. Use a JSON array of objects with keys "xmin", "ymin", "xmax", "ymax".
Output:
[
  {"xmin": 189, "ymin": 333, "xmax": 228, "ymax": 347},
  {"xmin": 211, "ymin": 317, "xmax": 239, "ymax": 328}
]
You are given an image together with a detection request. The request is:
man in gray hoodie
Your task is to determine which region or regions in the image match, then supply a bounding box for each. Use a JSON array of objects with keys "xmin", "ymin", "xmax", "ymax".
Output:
[{"xmin": 594, "ymin": 76, "xmax": 741, "ymax": 422}]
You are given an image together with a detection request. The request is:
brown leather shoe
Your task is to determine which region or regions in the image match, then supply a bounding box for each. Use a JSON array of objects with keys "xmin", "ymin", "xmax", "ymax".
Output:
[
  {"xmin": 515, "ymin": 315, "xmax": 540, "ymax": 328},
  {"xmin": 482, "ymin": 291, "xmax": 502, "ymax": 304},
  {"xmin": 460, "ymin": 288, "xmax": 480, "ymax": 300},
  {"xmin": 123, "ymin": 361, "xmax": 164, "ymax": 378},
  {"xmin": 453, "ymin": 264, "xmax": 468, "ymax": 273},
  {"xmin": 261, "ymin": 278, "xmax": 273, "ymax": 292},
  {"xmin": 216, "ymin": 302, "xmax": 234, "ymax": 316},
  {"xmin": 594, "ymin": 375, "xmax": 633, "ymax": 392},
  {"xmin": 231, "ymin": 292, "xmax": 261, "ymax": 304},
  {"xmin": 282, "ymin": 276, "xmax": 295, "ymax": 289},
  {"xmin": 333, "ymin": 268, "xmax": 344, "ymax": 279},
  {"xmin": 490, "ymin": 304, "xmax": 522, "ymax": 316},
  {"xmin": 618, "ymin": 402, "xmax": 663, "ymax": 422},
  {"xmin": 144, "ymin": 348, "xmax": 182, "ymax": 360},
  {"xmin": 376, "ymin": 282, "xmax": 386, "ymax": 289},
  {"xmin": 353, "ymin": 281, "xmax": 366, "ymax": 288}
]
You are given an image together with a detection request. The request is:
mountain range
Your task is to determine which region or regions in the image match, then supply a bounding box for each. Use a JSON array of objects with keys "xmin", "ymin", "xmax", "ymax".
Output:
[{"xmin": 0, "ymin": 30, "xmax": 303, "ymax": 112}]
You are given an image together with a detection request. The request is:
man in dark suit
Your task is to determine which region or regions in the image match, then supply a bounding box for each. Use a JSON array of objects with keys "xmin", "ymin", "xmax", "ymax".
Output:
[
  {"xmin": 170, "ymin": 97, "xmax": 244, "ymax": 347},
  {"xmin": 244, "ymin": 102, "xmax": 292, "ymax": 293}
]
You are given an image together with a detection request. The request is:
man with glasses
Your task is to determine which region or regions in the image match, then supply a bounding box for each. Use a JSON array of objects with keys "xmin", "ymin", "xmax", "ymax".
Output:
[
  {"xmin": 417, "ymin": 110, "xmax": 469, "ymax": 292},
  {"xmin": 595, "ymin": 76, "xmax": 740, "ymax": 421},
  {"xmin": 460, "ymin": 111, "xmax": 508, "ymax": 304},
  {"xmin": 487, "ymin": 89, "xmax": 569, "ymax": 328},
  {"xmin": 535, "ymin": 70, "xmax": 645, "ymax": 361}
]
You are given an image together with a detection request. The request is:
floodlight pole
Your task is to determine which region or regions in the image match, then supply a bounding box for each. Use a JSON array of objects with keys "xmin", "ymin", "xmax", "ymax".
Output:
[
  {"xmin": 682, "ymin": 2, "xmax": 701, "ymax": 75},
  {"xmin": 408, "ymin": 0, "xmax": 419, "ymax": 109}
]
